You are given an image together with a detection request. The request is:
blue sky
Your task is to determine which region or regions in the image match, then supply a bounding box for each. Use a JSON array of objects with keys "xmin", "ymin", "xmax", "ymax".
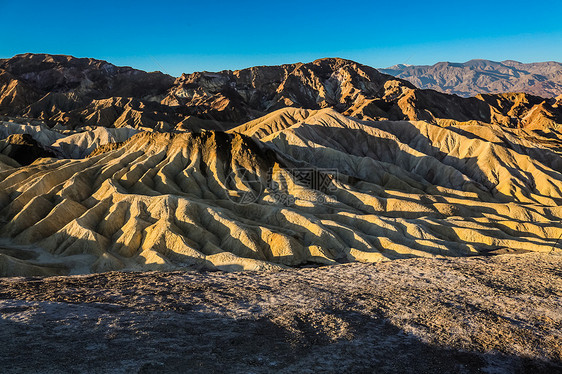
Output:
[{"xmin": 1, "ymin": 0, "xmax": 561, "ymax": 76}]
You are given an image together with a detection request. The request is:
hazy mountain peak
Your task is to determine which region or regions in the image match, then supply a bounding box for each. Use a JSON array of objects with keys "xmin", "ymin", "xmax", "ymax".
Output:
[{"xmin": 380, "ymin": 59, "xmax": 562, "ymax": 97}]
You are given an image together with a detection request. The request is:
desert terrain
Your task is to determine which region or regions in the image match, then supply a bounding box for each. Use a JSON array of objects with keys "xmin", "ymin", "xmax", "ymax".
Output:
[
  {"xmin": 1, "ymin": 253, "xmax": 561, "ymax": 373},
  {"xmin": 1, "ymin": 54, "xmax": 562, "ymax": 372}
]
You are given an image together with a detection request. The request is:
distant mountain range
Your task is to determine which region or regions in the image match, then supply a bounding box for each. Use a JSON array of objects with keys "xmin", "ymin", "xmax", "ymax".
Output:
[
  {"xmin": 1, "ymin": 54, "xmax": 561, "ymax": 133},
  {"xmin": 380, "ymin": 59, "xmax": 562, "ymax": 98}
]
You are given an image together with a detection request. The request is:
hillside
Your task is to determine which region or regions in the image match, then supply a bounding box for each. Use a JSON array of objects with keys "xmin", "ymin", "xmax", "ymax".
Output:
[
  {"xmin": 1, "ymin": 55, "xmax": 562, "ymax": 276},
  {"xmin": 1, "ymin": 108, "xmax": 562, "ymax": 276},
  {"xmin": 1, "ymin": 54, "xmax": 561, "ymax": 132}
]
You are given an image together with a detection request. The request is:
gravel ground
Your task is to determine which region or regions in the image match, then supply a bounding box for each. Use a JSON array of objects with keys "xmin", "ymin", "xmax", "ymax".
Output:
[{"xmin": 1, "ymin": 253, "xmax": 562, "ymax": 373}]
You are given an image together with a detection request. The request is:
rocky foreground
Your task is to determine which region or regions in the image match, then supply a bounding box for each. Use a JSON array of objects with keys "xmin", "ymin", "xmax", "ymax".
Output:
[{"xmin": 1, "ymin": 253, "xmax": 561, "ymax": 373}]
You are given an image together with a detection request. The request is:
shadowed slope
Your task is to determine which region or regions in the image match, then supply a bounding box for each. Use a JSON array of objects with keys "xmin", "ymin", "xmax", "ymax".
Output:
[{"xmin": 0, "ymin": 134, "xmax": 56, "ymax": 165}]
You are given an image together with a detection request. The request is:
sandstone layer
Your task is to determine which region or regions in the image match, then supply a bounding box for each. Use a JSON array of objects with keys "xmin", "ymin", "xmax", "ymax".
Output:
[{"xmin": 1, "ymin": 109, "xmax": 561, "ymax": 275}]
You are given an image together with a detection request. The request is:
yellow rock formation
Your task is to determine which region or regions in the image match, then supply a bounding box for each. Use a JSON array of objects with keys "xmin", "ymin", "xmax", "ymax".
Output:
[{"xmin": 1, "ymin": 108, "xmax": 562, "ymax": 276}]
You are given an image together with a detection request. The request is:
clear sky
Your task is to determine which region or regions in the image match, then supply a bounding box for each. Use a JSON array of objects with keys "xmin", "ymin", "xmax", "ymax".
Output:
[{"xmin": 1, "ymin": 0, "xmax": 561, "ymax": 76}]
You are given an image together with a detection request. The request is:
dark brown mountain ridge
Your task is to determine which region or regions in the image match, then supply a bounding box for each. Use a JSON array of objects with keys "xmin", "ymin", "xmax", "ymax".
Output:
[{"xmin": 1, "ymin": 53, "xmax": 561, "ymax": 131}]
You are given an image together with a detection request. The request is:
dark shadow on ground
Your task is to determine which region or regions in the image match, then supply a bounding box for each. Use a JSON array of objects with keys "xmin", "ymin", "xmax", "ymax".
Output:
[{"xmin": 1, "ymin": 266, "xmax": 561, "ymax": 374}]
